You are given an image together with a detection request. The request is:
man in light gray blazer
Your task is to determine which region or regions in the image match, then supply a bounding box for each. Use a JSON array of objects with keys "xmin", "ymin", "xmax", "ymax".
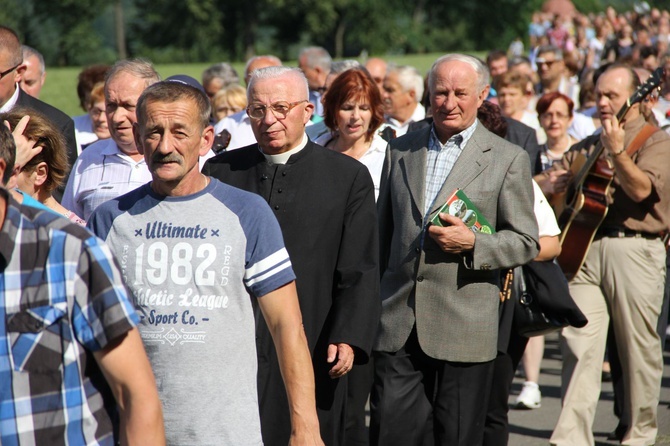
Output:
[{"xmin": 370, "ymin": 54, "xmax": 539, "ymax": 446}]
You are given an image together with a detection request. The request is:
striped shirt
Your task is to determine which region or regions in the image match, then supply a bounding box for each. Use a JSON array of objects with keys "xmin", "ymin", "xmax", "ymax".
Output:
[
  {"xmin": 424, "ymin": 120, "xmax": 478, "ymax": 219},
  {"xmin": 0, "ymin": 189, "xmax": 138, "ymax": 446}
]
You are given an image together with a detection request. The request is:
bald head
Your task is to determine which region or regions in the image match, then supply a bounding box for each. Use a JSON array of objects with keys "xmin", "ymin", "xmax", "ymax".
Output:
[
  {"xmin": 365, "ymin": 57, "xmax": 387, "ymax": 92},
  {"xmin": 0, "ymin": 27, "xmax": 22, "ymax": 67},
  {"xmin": 244, "ymin": 55, "xmax": 282, "ymax": 85}
]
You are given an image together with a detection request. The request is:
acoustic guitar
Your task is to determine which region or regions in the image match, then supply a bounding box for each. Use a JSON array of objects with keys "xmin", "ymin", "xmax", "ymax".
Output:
[{"xmin": 551, "ymin": 67, "xmax": 663, "ymax": 280}]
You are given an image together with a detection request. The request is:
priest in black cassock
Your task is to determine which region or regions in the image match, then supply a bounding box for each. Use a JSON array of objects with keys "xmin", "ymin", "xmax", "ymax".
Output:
[{"xmin": 203, "ymin": 66, "xmax": 380, "ymax": 446}]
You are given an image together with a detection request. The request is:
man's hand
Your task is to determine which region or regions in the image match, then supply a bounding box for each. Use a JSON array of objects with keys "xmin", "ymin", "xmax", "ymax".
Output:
[
  {"xmin": 327, "ymin": 343, "xmax": 354, "ymax": 379},
  {"xmin": 427, "ymin": 213, "xmax": 475, "ymax": 253},
  {"xmin": 4, "ymin": 115, "xmax": 43, "ymax": 172},
  {"xmin": 535, "ymin": 168, "xmax": 572, "ymax": 196},
  {"xmin": 601, "ymin": 114, "xmax": 626, "ymax": 156}
]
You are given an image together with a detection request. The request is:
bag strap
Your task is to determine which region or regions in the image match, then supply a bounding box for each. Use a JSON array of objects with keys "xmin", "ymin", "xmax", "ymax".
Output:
[
  {"xmin": 500, "ymin": 268, "xmax": 514, "ymax": 302},
  {"xmin": 626, "ymin": 124, "xmax": 658, "ymax": 157}
]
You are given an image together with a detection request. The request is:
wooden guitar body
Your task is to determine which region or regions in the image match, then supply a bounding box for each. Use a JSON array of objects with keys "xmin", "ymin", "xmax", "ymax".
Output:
[{"xmin": 555, "ymin": 157, "xmax": 614, "ymax": 280}]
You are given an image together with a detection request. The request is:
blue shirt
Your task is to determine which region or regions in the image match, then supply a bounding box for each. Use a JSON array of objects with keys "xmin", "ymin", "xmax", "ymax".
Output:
[{"xmin": 0, "ymin": 189, "xmax": 138, "ymax": 445}]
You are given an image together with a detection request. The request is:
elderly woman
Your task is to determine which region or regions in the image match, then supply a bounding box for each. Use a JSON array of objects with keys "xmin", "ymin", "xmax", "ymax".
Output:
[
  {"xmin": 315, "ymin": 67, "xmax": 389, "ymax": 200},
  {"xmin": 2, "ymin": 108, "xmax": 85, "ymax": 224}
]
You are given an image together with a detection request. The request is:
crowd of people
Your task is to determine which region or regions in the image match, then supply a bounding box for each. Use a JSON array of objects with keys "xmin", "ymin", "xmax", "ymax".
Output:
[{"xmin": 1, "ymin": 3, "xmax": 670, "ymax": 445}]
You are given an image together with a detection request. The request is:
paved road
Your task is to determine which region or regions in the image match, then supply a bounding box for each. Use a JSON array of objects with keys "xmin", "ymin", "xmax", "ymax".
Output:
[{"xmin": 508, "ymin": 332, "xmax": 670, "ymax": 445}]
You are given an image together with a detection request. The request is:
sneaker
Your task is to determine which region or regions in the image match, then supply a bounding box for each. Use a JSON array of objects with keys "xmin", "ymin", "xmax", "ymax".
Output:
[{"xmin": 515, "ymin": 381, "xmax": 541, "ymax": 409}]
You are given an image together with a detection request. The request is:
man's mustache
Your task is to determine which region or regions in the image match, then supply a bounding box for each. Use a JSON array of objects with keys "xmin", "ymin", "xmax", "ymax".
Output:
[{"xmin": 152, "ymin": 153, "xmax": 182, "ymax": 164}]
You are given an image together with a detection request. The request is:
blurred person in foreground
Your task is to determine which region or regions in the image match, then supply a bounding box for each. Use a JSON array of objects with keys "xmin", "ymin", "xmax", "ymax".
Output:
[{"xmin": 0, "ymin": 121, "xmax": 165, "ymax": 446}]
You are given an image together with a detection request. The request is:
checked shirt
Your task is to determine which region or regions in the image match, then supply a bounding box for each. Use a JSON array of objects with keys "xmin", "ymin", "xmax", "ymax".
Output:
[{"xmin": 0, "ymin": 190, "xmax": 138, "ymax": 446}]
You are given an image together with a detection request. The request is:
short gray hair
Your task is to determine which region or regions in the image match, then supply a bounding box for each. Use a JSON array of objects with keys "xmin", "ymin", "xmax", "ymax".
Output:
[
  {"xmin": 248, "ymin": 66, "xmax": 309, "ymax": 100},
  {"xmin": 388, "ymin": 65, "xmax": 424, "ymax": 102},
  {"xmin": 329, "ymin": 60, "xmax": 361, "ymax": 75},
  {"xmin": 429, "ymin": 54, "xmax": 490, "ymax": 93},
  {"xmin": 106, "ymin": 58, "xmax": 161, "ymax": 89},
  {"xmin": 202, "ymin": 62, "xmax": 239, "ymax": 88},
  {"xmin": 21, "ymin": 45, "xmax": 45, "ymax": 74},
  {"xmin": 298, "ymin": 46, "xmax": 332, "ymax": 70},
  {"xmin": 137, "ymin": 81, "xmax": 211, "ymax": 131}
]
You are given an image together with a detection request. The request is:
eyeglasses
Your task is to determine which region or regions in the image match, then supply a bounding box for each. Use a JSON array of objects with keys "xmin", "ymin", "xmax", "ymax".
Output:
[
  {"xmin": 536, "ymin": 59, "xmax": 558, "ymax": 68},
  {"xmin": 0, "ymin": 63, "xmax": 20, "ymax": 80},
  {"xmin": 247, "ymin": 100, "xmax": 308, "ymax": 120}
]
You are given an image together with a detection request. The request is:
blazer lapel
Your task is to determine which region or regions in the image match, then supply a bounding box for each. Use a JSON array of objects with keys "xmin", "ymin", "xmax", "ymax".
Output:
[
  {"xmin": 398, "ymin": 128, "xmax": 430, "ymax": 219},
  {"xmin": 428, "ymin": 125, "xmax": 492, "ymax": 216}
]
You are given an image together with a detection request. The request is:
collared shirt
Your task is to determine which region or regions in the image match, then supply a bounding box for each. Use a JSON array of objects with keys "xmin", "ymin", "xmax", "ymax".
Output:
[
  {"xmin": 0, "ymin": 83, "xmax": 20, "ymax": 113},
  {"xmin": 385, "ymin": 103, "xmax": 426, "ymax": 137},
  {"xmin": 424, "ymin": 120, "xmax": 478, "ymax": 218},
  {"xmin": 61, "ymin": 138, "xmax": 153, "ymax": 221},
  {"xmin": 0, "ymin": 189, "xmax": 138, "ymax": 445}
]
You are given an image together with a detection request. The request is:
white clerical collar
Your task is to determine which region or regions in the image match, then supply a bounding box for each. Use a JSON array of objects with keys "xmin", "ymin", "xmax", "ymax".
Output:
[
  {"xmin": 0, "ymin": 84, "xmax": 20, "ymax": 113},
  {"xmin": 261, "ymin": 133, "xmax": 308, "ymax": 164}
]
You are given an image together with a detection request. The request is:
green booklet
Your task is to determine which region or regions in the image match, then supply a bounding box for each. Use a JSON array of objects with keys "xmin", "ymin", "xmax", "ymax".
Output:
[{"xmin": 430, "ymin": 189, "xmax": 495, "ymax": 234}]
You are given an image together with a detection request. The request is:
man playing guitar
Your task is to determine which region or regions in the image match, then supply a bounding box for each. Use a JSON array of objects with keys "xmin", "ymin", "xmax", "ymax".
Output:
[{"xmin": 539, "ymin": 64, "xmax": 670, "ymax": 446}]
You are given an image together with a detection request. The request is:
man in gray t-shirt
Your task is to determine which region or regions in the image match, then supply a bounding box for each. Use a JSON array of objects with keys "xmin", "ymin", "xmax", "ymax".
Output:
[{"xmin": 89, "ymin": 76, "xmax": 323, "ymax": 445}]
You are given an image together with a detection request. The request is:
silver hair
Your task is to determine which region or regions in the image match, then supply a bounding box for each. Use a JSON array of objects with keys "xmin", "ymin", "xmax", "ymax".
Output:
[
  {"xmin": 202, "ymin": 62, "xmax": 239, "ymax": 88},
  {"xmin": 388, "ymin": 65, "xmax": 424, "ymax": 102},
  {"xmin": 298, "ymin": 46, "xmax": 332, "ymax": 70},
  {"xmin": 248, "ymin": 66, "xmax": 309, "ymax": 100},
  {"xmin": 21, "ymin": 45, "xmax": 45, "ymax": 74},
  {"xmin": 329, "ymin": 60, "xmax": 361, "ymax": 75},
  {"xmin": 429, "ymin": 54, "xmax": 490, "ymax": 93},
  {"xmin": 105, "ymin": 58, "xmax": 161, "ymax": 88}
]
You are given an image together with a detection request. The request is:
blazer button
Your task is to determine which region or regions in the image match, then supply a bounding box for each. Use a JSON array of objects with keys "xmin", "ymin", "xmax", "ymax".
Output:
[
  {"xmin": 278, "ymin": 188, "xmax": 283, "ymax": 193},
  {"xmin": 274, "ymin": 205, "xmax": 280, "ymax": 210},
  {"xmin": 417, "ymin": 275, "xmax": 424, "ymax": 282},
  {"xmin": 415, "ymin": 247, "xmax": 421, "ymax": 253}
]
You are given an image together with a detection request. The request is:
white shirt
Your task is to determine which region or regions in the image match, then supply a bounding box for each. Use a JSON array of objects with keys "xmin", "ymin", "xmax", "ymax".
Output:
[
  {"xmin": 73, "ymin": 114, "xmax": 98, "ymax": 155},
  {"xmin": 62, "ymin": 139, "xmax": 153, "ymax": 221},
  {"xmin": 214, "ymin": 110, "xmax": 256, "ymax": 151},
  {"xmin": 533, "ymin": 180, "xmax": 560, "ymax": 237},
  {"xmin": 0, "ymin": 84, "xmax": 20, "ymax": 113},
  {"xmin": 314, "ymin": 127, "xmax": 388, "ymax": 201},
  {"xmin": 385, "ymin": 103, "xmax": 426, "ymax": 137}
]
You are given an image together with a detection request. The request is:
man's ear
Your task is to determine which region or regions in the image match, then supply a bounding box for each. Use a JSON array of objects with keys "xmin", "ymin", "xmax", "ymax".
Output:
[
  {"xmin": 133, "ymin": 122, "xmax": 145, "ymax": 155},
  {"xmin": 14, "ymin": 64, "xmax": 26, "ymax": 84},
  {"xmin": 200, "ymin": 125, "xmax": 215, "ymax": 156},
  {"xmin": 303, "ymin": 102, "xmax": 315, "ymax": 124}
]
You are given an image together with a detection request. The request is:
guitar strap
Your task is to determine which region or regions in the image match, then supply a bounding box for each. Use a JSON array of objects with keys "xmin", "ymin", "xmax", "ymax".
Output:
[{"xmin": 625, "ymin": 124, "xmax": 659, "ymax": 157}]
